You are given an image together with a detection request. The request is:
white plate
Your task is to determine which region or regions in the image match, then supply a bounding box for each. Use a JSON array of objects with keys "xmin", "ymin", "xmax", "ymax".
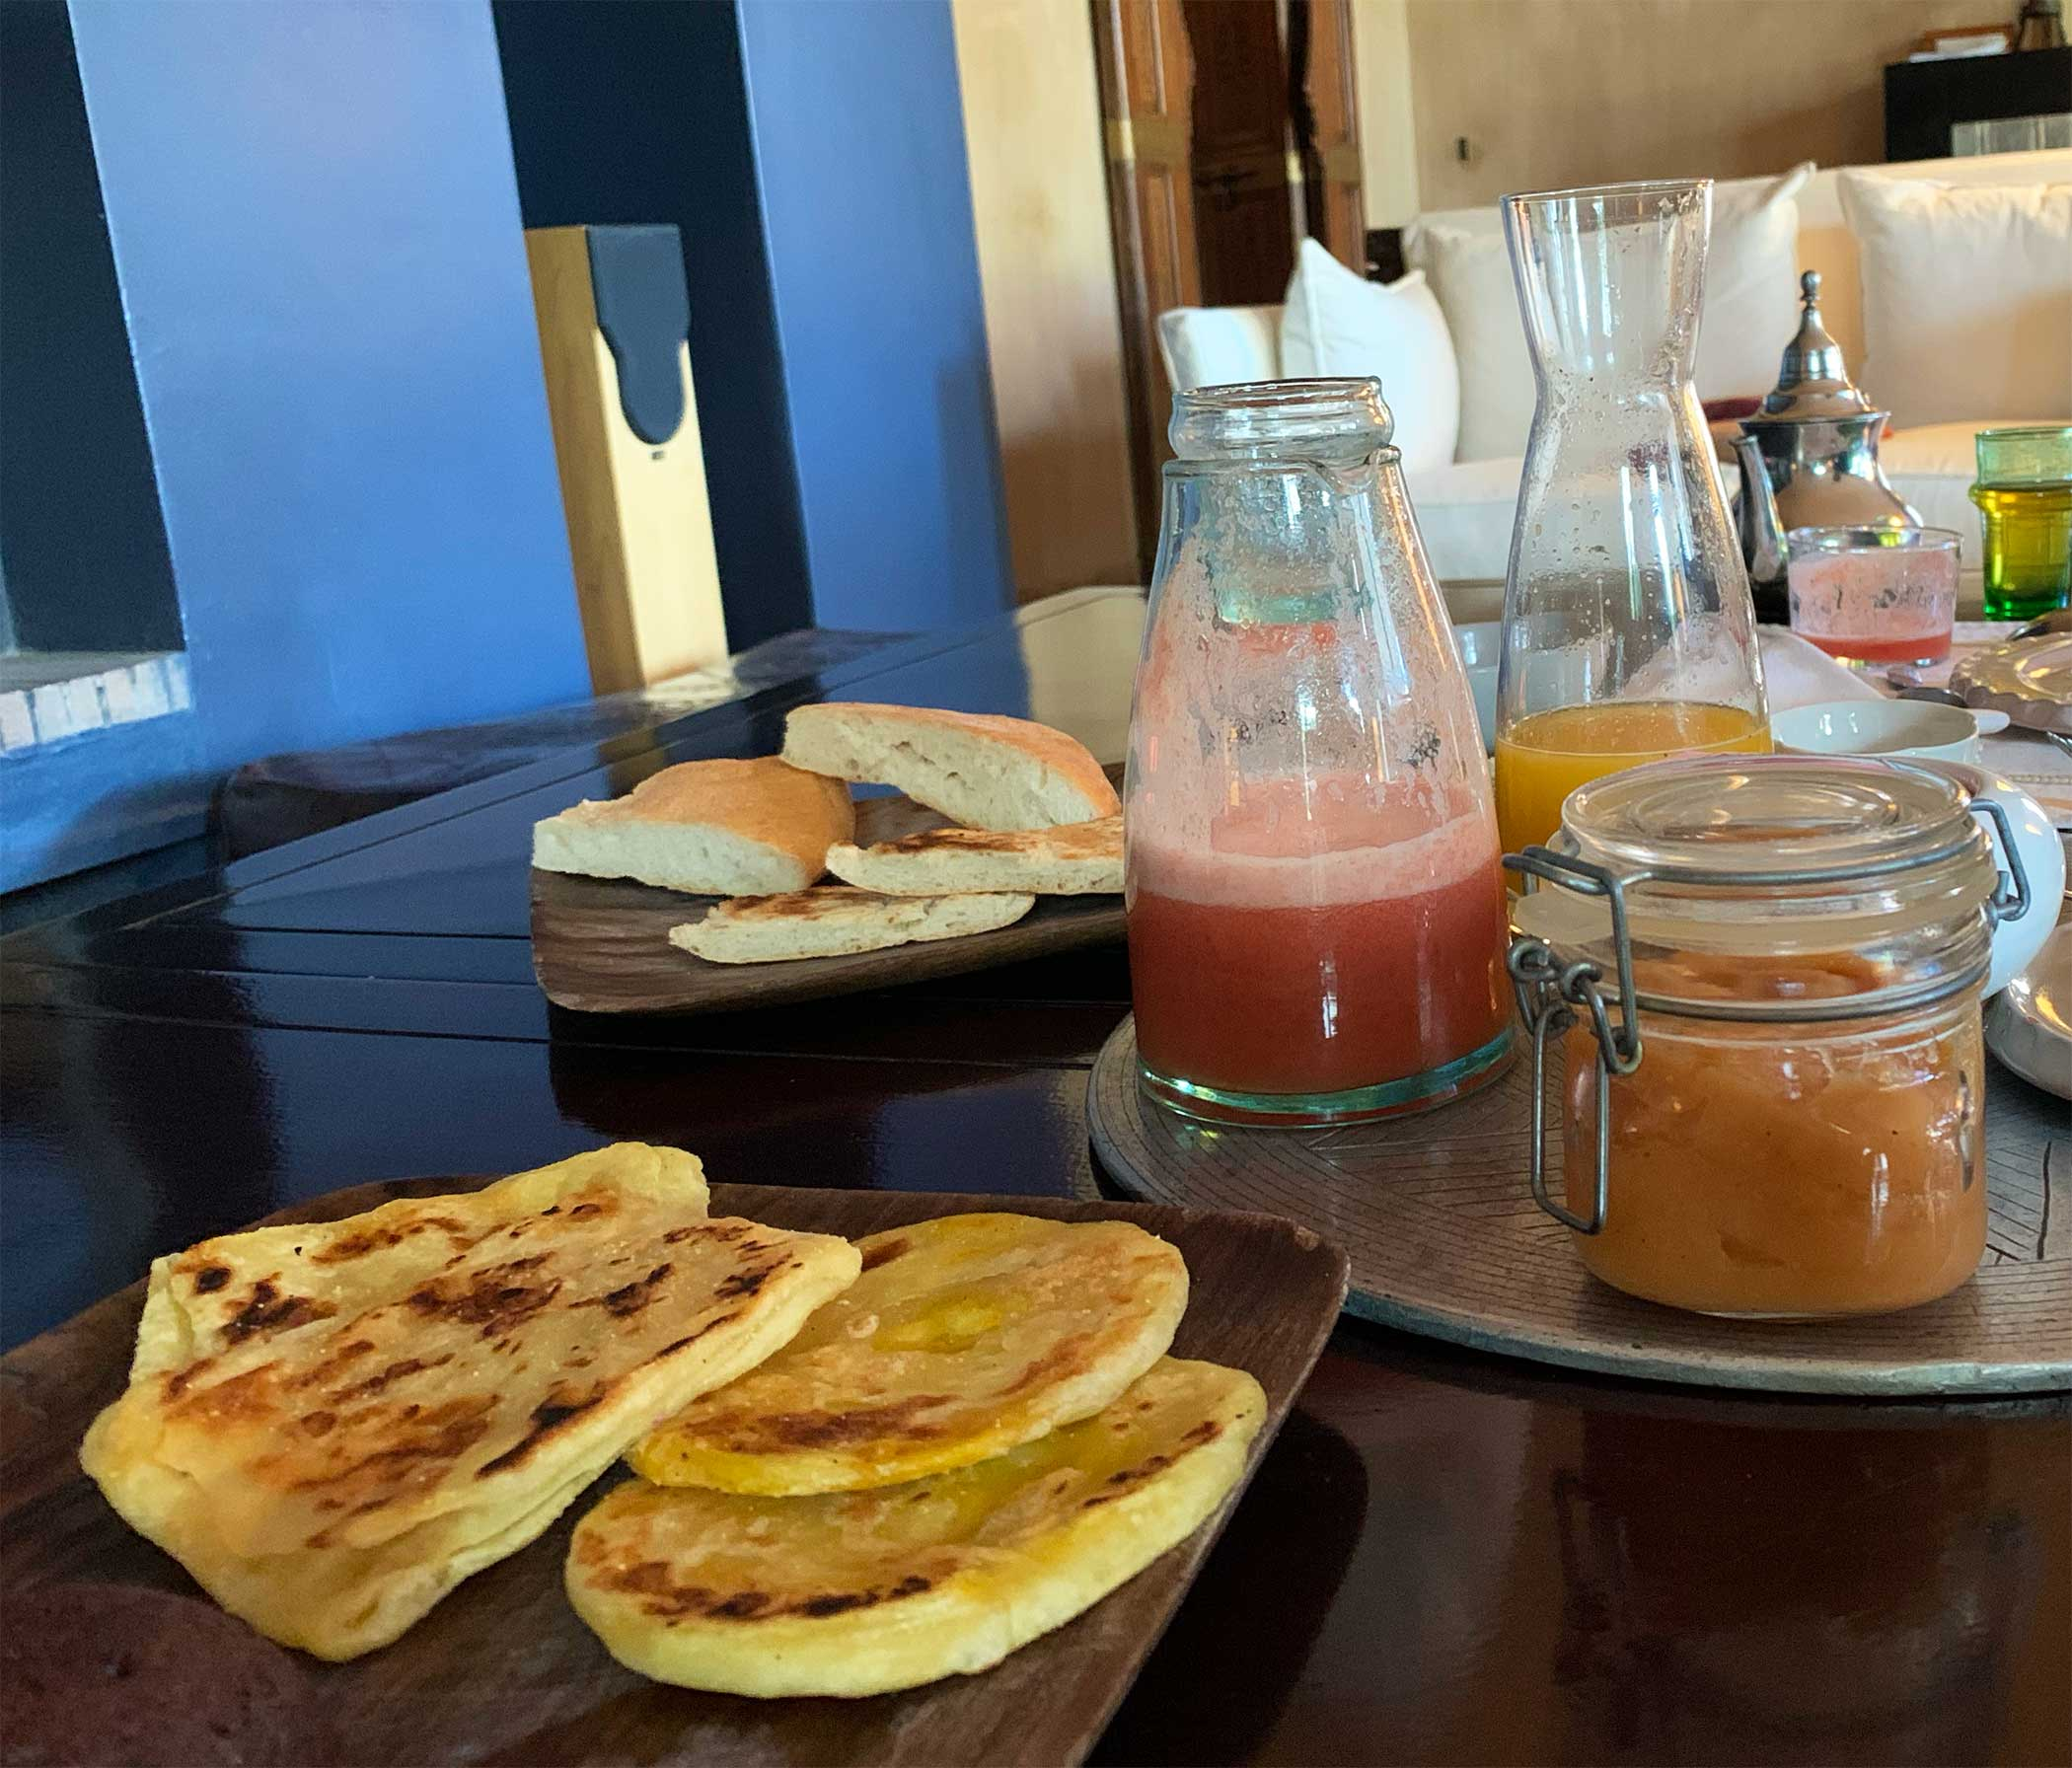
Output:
[
  {"xmin": 1986, "ymin": 917, "xmax": 2072, "ymax": 1100},
  {"xmin": 1953, "ymin": 632, "xmax": 2072, "ymax": 735}
]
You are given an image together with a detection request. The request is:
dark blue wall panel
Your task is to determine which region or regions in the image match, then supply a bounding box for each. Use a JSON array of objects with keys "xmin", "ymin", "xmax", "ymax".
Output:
[
  {"xmin": 734, "ymin": 0, "xmax": 1011, "ymax": 633},
  {"xmin": 495, "ymin": 0, "xmax": 1011, "ymax": 640},
  {"xmin": 492, "ymin": 0, "xmax": 814, "ymax": 652},
  {"xmin": 64, "ymin": 0, "xmax": 588, "ymax": 767},
  {"xmin": 0, "ymin": 0, "xmax": 182, "ymax": 654}
]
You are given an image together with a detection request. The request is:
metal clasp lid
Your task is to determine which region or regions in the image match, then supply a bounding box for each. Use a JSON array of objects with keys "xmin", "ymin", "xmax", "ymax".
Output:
[
  {"xmin": 1504, "ymin": 848, "xmax": 1644, "ymax": 1236},
  {"xmin": 1973, "ymin": 794, "xmax": 2033, "ymax": 927},
  {"xmin": 1503, "ymin": 788, "xmax": 2028, "ymax": 1240}
]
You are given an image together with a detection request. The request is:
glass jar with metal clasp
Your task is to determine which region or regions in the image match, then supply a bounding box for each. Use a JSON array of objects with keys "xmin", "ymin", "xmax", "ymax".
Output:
[{"xmin": 1505, "ymin": 755, "xmax": 2032, "ymax": 1320}]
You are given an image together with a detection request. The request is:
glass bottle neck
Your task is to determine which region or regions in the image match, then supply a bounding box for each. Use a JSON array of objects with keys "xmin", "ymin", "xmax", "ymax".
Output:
[
  {"xmin": 1168, "ymin": 377, "xmax": 1394, "ymax": 464},
  {"xmin": 1503, "ymin": 180, "xmax": 1710, "ymax": 383}
]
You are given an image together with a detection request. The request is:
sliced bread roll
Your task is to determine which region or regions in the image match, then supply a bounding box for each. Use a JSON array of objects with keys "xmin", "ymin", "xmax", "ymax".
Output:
[
  {"xmin": 533, "ymin": 757, "xmax": 853, "ymax": 895},
  {"xmin": 670, "ymin": 888, "xmax": 1035, "ymax": 965},
  {"xmin": 782, "ymin": 703, "xmax": 1118, "ymax": 831},
  {"xmin": 826, "ymin": 815, "xmax": 1121, "ymax": 896}
]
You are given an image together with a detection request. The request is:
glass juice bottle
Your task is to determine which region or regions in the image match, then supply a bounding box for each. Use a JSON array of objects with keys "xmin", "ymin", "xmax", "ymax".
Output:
[
  {"xmin": 1493, "ymin": 180, "xmax": 1769, "ymax": 856},
  {"xmin": 1125, "ymin": 379, "xmax": 1513, "ymax": 1126}
]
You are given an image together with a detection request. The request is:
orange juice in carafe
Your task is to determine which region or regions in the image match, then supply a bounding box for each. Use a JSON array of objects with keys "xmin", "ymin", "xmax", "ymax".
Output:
[
  {"xmin": 1493, "ymin": 179, "xmax": 1768, "ymax": 855},
  {"xmin": 1494, "ymin": 700, "xmax": 1770, "ymax": 854}
]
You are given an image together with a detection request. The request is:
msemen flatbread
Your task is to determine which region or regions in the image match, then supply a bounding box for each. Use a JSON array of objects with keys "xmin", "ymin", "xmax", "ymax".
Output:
[
  {"xmin": 80, "ymin": 1144, "xmax": 860, "ymax": 1659},
  {"xmin": 629, "ymin": 1213, "xmax": 1187, "ymax": 1495},
  {"xmin": 825, "ymin": 816, "xmax": 1122, "ymax": 896},
  {"xmin": 668, "ymin": 887, "xmax": 1034, "ymax": 965},
  {"xmin": 569, "ymin": 1357, "xmax": 1265, "ymax": 1697}
]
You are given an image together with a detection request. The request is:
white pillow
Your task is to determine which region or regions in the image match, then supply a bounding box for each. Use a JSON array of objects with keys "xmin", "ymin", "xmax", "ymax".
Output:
[
  {"xmin": 1156, "ymin": 304, "xmax": 1284, "ymax": 395},
  {"xmin": 1402, "ymin": 224, "xmax": 1530, "ymax": 464},
  {"xmin": 1278, "ymin": 240, "xmax": 1460, "ymax": 473},
  {"xmin": 1410, "ymin": 163, "xmax": 1813, "ymax": 463},
  {"xmin": 1837, "ymin": 174, "xmax": 2072, "ymax": 429},
  {"xmin": 1701, "ymin": 163, "xmax": 1816, "ymax": 401}
]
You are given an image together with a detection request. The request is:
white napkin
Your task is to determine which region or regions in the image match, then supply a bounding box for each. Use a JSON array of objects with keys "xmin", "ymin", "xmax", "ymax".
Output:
[{"xmin": 1757, "ymin": 628, "xmax": 1887, "ymax": 711}]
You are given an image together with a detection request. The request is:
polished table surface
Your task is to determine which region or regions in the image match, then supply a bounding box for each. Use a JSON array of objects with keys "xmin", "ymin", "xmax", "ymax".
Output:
[{"xmin": 3, "ymin": 588, "xmax": 2066, "ymax": 1765}]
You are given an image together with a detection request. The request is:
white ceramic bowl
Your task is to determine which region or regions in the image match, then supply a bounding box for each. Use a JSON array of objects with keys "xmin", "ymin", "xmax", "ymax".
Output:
[
  {"xmin": 1451, "ymin": 622, "xmax": 1499, "ymax": 754},
  {"xmin": 1771, "ymin": 699, "xmax": 2010, "ymax": 766},
  {"xmin": 1913, "ymin": 762, "xmax": 2066, "ymax": 995}
]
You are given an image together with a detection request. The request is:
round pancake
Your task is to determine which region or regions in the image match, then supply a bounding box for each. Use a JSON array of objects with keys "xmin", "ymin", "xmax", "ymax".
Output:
[
  {"xmin": 628, "ymin": 1213, "xmax": 1188, "ymax": 1495},
  {"xmin": 568, "ymin": 1358, "xmax": 1264, "ymax": 1698}
]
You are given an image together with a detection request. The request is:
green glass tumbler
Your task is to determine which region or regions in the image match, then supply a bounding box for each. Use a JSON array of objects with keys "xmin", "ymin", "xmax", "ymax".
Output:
[{"xmin": 1970, "ymin": 425, "xmax": 2072, "ymax": 622}]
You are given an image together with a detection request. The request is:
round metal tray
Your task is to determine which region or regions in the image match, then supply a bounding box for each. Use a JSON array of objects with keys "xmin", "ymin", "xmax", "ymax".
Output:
[{"xmin": 1088, "ymin": 1020, "xmax": 2070, "ymax": 1397}]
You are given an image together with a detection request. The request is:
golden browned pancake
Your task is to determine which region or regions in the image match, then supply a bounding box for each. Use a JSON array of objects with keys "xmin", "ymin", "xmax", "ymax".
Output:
[
  {"xmin": 668, "ymin": 887, "xmax": 1034, "ymax": 964},
  {"xmin": 80, "ymin": 1145, "xmax": 860, "ymax": 1659},
  {"xmin": 629, "ymin": 1213, "xmax": 1187, "ymax": 1494},
  {"xmin": 568, "ymin": 1358, "xmax": 1265, "ymax": 1697},
  {"xmin": 825, "ymin": 815, "xmax": 1122, "ymax": 895}
]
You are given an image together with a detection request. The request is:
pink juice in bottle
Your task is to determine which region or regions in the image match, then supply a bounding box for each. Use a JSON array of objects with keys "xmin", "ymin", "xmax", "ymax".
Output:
[{"xmin": 1127, "ymin": 774, "xmax": 1510, "ymax": 1100}]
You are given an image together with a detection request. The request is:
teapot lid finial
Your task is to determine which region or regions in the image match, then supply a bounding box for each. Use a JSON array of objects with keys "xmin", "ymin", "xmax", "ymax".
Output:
[{"xmin": 1756, "ymin": 267, "xmax": 1878, "ymax": 420}]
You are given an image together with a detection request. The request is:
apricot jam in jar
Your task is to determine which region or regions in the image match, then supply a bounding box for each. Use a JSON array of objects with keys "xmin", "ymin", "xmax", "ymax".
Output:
[{"xmin": 1507, "ymin": 756, "xmax": 2032, "ymax": 1320}]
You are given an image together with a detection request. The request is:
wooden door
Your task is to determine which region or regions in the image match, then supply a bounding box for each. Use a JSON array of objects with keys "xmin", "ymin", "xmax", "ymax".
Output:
[
  {"xmin": 1292, "ymin": 0, "xmax": 1366, "ymax": 267},
  {"xmin": 1091, "ymin": 0, "xmax": 1198, "ymax": 580},
  {"xmin": 1181, "ymin": 0, "xmax": 1295, "ymax": 306},
  {"xmin": 1093, "ymin": 0, "xmax": 1368, "ymax": 579}
]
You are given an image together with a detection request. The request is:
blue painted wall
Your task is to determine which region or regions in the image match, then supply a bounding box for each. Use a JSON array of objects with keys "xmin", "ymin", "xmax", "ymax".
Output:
[
  {"xmin": 735, "ymin": 0, "xmax": 1012, "ymax": 632},
  {"xmin": 3, "ymin": 1, "xmax": 590, "ymax": 890},
  {"xmin": 66, "ymin": 0, "xmax": 587, "ymax": 763},
  {"xmin": 7, "ymin": 0, "xmax": 1012, "ymax": 890}
]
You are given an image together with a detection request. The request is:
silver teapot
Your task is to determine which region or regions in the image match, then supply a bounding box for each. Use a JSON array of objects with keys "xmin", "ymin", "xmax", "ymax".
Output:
[{"xmin": 1733, "ymin": 271, "xmax": 1920, "ymax": 622}]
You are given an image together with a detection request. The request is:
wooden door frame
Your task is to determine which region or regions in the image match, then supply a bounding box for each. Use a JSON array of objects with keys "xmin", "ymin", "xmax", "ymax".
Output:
[
  {"xmin": 1090, "ymin": 0, "xmax": 1198, "ymax": 582},
  {"xmin": 1091, "ymin": 0, "xmax": 1367, "ymax": 582}
]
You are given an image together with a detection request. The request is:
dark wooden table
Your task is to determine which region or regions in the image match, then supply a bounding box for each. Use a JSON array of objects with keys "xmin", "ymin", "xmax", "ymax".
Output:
[{"xmin": 4, "ymin": 589, "xmax": 2066, "ymax": 1765}]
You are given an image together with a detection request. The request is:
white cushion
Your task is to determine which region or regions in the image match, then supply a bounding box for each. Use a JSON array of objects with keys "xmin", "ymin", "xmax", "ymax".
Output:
[
  {"xmin": 1700, "ymin": 162, "xmax": 1816, "ymax": 402},
  {"xmin": 1837, "ymin": 175, "xmax": 2072, "ymax": 429},
  {"xmin": 1405, "ymin": 421, "xmax": 2017, "ymax": 586},
  {"xmin": 1792, "ymin": 149, "xmax": 2072, "ymax": 371},
  {"xmin": 1278, "ymin": 241, "xmax": 1459, "ymax": 472},
  {"xmin": 1410, "ymin": 164, "xmax": 1812, "ymax": 463},
  {"xmin": 1400, "ymin": 455, "xmax": 1524, "ymax": 583},
  {"xmin": 1156, "ymin": 304, "xmax": 1282, "ymax": 395},
  {"xmin": 1401, "ymin": 225, "xmax": 1531, "ymax": 464}
]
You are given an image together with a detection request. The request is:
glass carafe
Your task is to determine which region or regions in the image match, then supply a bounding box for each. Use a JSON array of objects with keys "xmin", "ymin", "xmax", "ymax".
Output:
[
  {"xmin": 1493, "ymin": 180, "xmax": 1768, "ymax": 857},
  {"xmin": 1125, "ymin": 379, "xmax": 1512, "ymax": 1126}
]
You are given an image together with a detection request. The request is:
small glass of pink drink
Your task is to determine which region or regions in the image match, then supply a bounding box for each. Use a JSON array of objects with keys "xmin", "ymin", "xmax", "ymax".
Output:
[{"xmin": 1785, "ymin": 526, "xmax": 1962, "ymax": 669}]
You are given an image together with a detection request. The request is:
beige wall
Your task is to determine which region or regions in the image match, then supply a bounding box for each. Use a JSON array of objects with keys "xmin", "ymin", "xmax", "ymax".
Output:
[
  {"xmin": 1402, "ymin": 0, "xmax": 1998, "ymax": 215},
  {"xmin": 953, "ymin": 0, "xmax": 1141, "ymax": 600},
  {"xmin": 1353, "ymin": 0, "xmax": 1423, "ymax": 226}
]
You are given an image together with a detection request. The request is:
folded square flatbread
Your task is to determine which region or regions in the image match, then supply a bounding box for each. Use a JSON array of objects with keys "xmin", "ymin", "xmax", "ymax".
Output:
[{"xmin": 80, "ymin": 1144, "xmax": 859, "ymax": 1659}]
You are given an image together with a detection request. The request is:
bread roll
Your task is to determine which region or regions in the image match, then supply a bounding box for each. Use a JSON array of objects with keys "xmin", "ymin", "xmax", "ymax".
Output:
[
  {"xmin": 826, "ymin": 816, "xmax": 1121, "ymax": 896},
  {"xmin": 532, "ymin": 757, "xmax": 853, "ymax": 895},
  {"xmin": 670, "ymin": 887, "xmax": 1035, "ymax": 965},
  {"xmin": 781, "ymin": 704, "xmax": 1117, "ymax": 831}
]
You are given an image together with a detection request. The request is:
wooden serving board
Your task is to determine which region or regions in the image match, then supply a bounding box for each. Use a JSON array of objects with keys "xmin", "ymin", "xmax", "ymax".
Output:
[
  {"xmin": 532, "ymin": 777, "xmax": 1127, "ymax": 1015},
  {"xmin": 0, "ymin": 1181, "xmax": 1347, "ymax": 1768},
  {"xmin": 1088, "ymin": 1019, "xmax": 2072, "ymax": 1398}
]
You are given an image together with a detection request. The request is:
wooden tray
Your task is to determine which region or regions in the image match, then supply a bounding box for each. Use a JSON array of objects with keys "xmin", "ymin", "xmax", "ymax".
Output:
[
  {"xmin": 0, "ymin": 1180, "xmax": 1347, "ymax": 1768},
  {"xmin": 1087, "ymin": 1019, "xmax": 2072, "ymax": 1398},
  {"xmin": 532, "ymin": 781, "xmax": 1126, "ymax": 1015}
]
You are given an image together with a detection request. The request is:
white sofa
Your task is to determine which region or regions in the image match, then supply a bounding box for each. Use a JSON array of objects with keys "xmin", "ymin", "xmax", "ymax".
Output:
[{"xmin": 1158, "ymin": 150, "xmax": 2072, "ymax": 585}]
